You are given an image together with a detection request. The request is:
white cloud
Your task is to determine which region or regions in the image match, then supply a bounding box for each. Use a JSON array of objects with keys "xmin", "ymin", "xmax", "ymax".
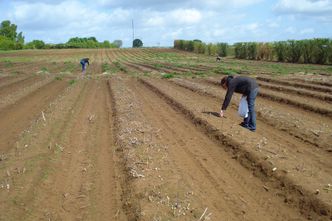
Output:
[
  {"xmin": 0, "ymin": 0, "xmax": 331, "ymax": 47},
  {"xmin": 94, "ymin": 0, "xmax": 263, "ymax": 10},
  {"xmin": 268, "ymin": 22, "xmax": 280, "ymax": 28},
  {"xmin": 274, "ymin": 0, "xmax": 332, "ymax": 14},
  {"xmin": 300, "ymin": 28, "xmax": 315, "ymax": 34},
  {"xmin": 212, "ymin": 29, "xmax": 227, "ymax": 37},
  {"xmin": 245, "ymin": 23, "xmax": 259, "ymax": 31},
  {"xmin": 145, "ymin": 16, "xmax": 165, "ymax": 27},
  {"xmin": 229, "ymin": 0, "xmax": 263, "ymax": 7},
  {"xmin": 9, "ymin": 1, "xmax": 131, "ymax": 30},
  {"xmin": 170, "ymin": 9, "xmax": 202, "ymax": 24},
  {"xmin": 285, "ymin": 26, "xmax": 296, "ymax": 34}
]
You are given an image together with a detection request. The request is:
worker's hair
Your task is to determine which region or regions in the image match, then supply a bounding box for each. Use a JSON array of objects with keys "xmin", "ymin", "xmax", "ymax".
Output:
[{"xmin": 220, "ymin": 75, "xmax": 234, "ymax": 86}]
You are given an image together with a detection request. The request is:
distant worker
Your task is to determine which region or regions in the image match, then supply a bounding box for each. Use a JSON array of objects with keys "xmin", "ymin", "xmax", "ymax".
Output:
[
  {"xmin": 219, "ymin": 75, "xmax": 259, "ymax": 132},
  {"xmin": 80, "ymin": 58, "xmax": 90, "ymax": 74}
]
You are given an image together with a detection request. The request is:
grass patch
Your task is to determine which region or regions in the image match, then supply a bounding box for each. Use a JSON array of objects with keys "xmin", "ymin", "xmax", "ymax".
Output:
[
  {"xmin": 161, "ymin": 73, "xmax": 175, "ymax": 79},
  {"xmin": 4, "ymin": 59, "xmax": 13, "ymax": 67},
  {"xmin": 68, "ymin": 79, "xmax": 76, "ymax": 85},
  {"xmin": 113, "ymin": 61, "xmax": 128, "ymax": 73},
  {"xmin": 153, "ymin": 63, "xmax": 164, "ymax": 69},
  {"xmin": 63, "ymin": 61, "xmax": 76, "ymax": 72},
  {"xmin": 213, "ymin": 66, "xmax": 238, "ymax": 75},
  {"xmin": 11, "ymin": 71, "xmax": 20, "ymax": 75},
  {"xmin": 55, "ymin": 76, "xmax": 63, "ymax": 80},
  {"xmin": 143, "ymin": 72, "xmax": 151, "ymax": 77},
  {"xmin": 40, "ymin": 67, "xmax": 48, "ymax": 72},
  {"xmin": 102, "ymin": 63, "xmax": 111, "ymax": 72},
  {"xmin": 326, "ymin": 67, "xmax": 332, "ymax": 72}
]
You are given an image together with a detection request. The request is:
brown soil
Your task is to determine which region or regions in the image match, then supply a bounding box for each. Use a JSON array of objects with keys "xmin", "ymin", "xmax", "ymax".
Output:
[{"xmin": 0, "ymin": 48, "xmax": 331, "ymax": 221}]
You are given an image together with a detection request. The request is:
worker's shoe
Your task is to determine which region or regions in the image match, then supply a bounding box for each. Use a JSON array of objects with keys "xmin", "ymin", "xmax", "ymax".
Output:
[{"xmin": 239, "ymin": 123, "xmax": 256, "ymax": 132}]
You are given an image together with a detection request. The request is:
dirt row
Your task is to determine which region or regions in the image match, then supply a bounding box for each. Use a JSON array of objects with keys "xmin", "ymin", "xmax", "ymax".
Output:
[
  {"xmin": 138, "ymin": 76, "xmax": 332, "ymax": 220},
  {"xmin": 256, "ymin": 80, "xmax": 332, "ymax": 103},
  {"xmin": 119, "ymin": 58, "xmax": 332, "ymax": 118},
  {"xmin": 257, "ymin": 76, "xmax": 332, "ymax": 94},
  {"xmin": 204, "ymin": 77, "xmax": 332, "ymax": 118},
  {"xmin": 0, "ymin": 78, "xmax": 129, "ymax": 220},
  {"xmin": 109, "ymin": 74, "xmax": 308, "ymax": 220},
  {"xmin": 0, "ymin": 48, "xmax": 331, "ymax": 221}
]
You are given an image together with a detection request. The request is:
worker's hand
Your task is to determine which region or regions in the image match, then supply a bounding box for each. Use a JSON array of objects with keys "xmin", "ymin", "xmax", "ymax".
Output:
[{"xmin": 219, "ymin": 110, "xmax": 224, "ymax": 118}]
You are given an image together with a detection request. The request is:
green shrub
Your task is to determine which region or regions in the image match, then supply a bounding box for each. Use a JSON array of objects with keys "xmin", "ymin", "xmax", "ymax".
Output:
[
  {"xmin": 55, "ymin": 76, "xmax": 63, "ymax": 80},
  {"xmin": 0, "ymin": 36, "xmax": 15, "ymax": 50},
  {"xmin": 102, "ymin": 63, "xmax": 111, "ymax": 72},
  {"xmin": 68, "ymin": 79, "xmax": 76, "ymax": 85},
  {"xmin": 161, "ymin": 73, "xmax": 174, "ymax": 79}
]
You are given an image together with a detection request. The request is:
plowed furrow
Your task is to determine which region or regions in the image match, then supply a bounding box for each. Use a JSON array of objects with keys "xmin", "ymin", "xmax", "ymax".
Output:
[
  {"xmin": 0, "ymin": 80, "xmax": 68, "ymax": 153},
  {"xmin": 0, "ymin": 81, "xmax": 86, "ymax": 220},
  {"xmin": 258, "ymin": 80, "xmax": 332, "ymax": 102},
  {"xmin": 140, "ymin": 77, "xmax": 332, "ymax": 220},
  {"xmin": 257, "ymin": 76, "xmax": 332, "ymax": 93},
  {"xmin": 0, "ymin": 75, "xmax": 29, "ymax": 88},
  {"xmin": 122, "ymin": 61, "xmax": 156, "ymax": 73},
  {"xmin": 173, "ymin": 78, "xmax": 332, "ymax": 151},
  {"xmin": 37, "ymin": 80, "xmax": 120, "ymax": 220},
  {"xmin": 0, "ymin": 75, "xmax": 47, "ymax": 97},
  {"xmin": 134, "ymin": 78, "xmax": 306, "ymax": 220},
  {"xmin": 108, "ymin": 75, "xmax": 306, "ymax": 220},
  {"xmin": 205, "ymin": 78, "xmax": 332, "ymax": 118},
  {"xmin": 108, "ymin": 77, "xmax": 142, "ymax": 220},
  {"xmin": 288, "ymin": 77, "xmax": 332, "ymax": 87}
]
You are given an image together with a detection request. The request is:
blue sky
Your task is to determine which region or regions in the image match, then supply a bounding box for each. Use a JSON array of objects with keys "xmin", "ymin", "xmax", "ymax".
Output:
[{"xmin": 0, "ymin": 0, "xmax": 331, "ymax": 47}]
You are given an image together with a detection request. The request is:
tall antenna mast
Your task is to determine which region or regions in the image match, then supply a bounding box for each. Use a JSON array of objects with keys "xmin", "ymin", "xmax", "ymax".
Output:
[{"xmin": 132, "ymin": 19, "xmax": 135, "ymax": 42}]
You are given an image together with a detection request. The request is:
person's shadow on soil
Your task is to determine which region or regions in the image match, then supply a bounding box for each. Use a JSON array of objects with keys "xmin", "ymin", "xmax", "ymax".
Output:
[{"xmin": 202, "ymin": 111, "xmax": 221, "ymax": 118}]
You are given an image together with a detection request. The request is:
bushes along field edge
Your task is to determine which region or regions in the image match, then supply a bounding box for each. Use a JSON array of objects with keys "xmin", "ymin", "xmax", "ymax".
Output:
[{"xmin": 174, "ymin": 38, "xmax": 332, "ymax": 65}]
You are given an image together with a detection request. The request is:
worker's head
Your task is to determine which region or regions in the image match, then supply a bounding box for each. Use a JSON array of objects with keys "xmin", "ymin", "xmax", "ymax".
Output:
[{"xmin": 220, "ymin": 75, "xmax": 234, "ymax": 89}]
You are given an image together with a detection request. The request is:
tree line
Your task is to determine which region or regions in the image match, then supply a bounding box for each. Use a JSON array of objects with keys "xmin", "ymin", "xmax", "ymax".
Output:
[
  {"xmin": 234, "ymin": 39, "xmax": 332, "ymax": 65},
  {"xmin": 174, "ymin": 39, "xmax": 228, "ymax": 57},
  {"xmin": 0, "ymin": 20, "xmax": 123, "ymax": 50},
  {"xmin": 174, "ymin": 38, "xmax": 332, "ymax": 65}
]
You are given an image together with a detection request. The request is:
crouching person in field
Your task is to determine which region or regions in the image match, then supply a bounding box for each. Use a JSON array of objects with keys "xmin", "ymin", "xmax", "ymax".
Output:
[
  {"xmin": 219, "ymin": 75, "xmax": 259, "ymax": 132},
  {"xmin": 80, "ymin": 58, "xmax": 90, "ymax": 75}
]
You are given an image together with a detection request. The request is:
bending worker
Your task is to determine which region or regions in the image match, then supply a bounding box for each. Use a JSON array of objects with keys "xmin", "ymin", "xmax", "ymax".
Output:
[
  {"xmin": 219, "ymin": 75, "xmax": 259, "ymax": 132},
  {"xmin": 80, "ymin": 58, "xmax": 90, "ymax": 74}
]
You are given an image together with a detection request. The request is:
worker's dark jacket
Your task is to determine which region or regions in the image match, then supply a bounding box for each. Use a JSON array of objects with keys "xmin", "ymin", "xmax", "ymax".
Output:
[
  {"xmin": 80, "ymin": 58, "xmax": 89, "ymax": 65},
  {"xmin": 221, "ymin": 76, "xmax": 258, "ymax": 110}
]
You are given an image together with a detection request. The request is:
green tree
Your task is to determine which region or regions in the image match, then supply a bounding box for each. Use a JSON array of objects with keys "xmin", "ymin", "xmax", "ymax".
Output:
[
  {"xmin": 312, "ymin": 38, "xmax": 330, "ymax": 64},
  {"xmin": 113, "ymin": 40, "xmax": 123, "ymax": 48},
  {"xmin": 16, "ymin": 32, "xmax": 24, "ymax": 49},
  {"xmin": 102, "ymin": 40, "xmax": 111, "ymax": 48},
  {"xmin": 0, "ymin": 20, "xmax": 24, "ymax": 50},
  {"xmin": 0, "ymin": 20, "xmax": 17, "ymax": 40},
  {"xmin": 0, "ymin": 36, "xmax": 15, "ymax": 50},
  {"xmin": 247, "ymin": 42, "xmax": 258, "ymax": 60},
  {"xmin": 24, "ymin": 40, "xmax": 45, "ymax": 49},
  {"xmin": 133, "ymin": 38, "xmax": 143, "ymax": 48},
  {"xmin": 216, "ymin": 43, "xmax": 228, "ymax": 57},
  {"xmin": 274, "ymin": 41, "xmax": 286, "ymax": 62},
  {"xmin": 234, "ymin": 43, "xmax": 247, "ymax": 59}
]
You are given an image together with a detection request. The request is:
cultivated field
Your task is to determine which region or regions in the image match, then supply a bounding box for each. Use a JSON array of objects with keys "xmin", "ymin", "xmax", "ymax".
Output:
[{"xmin": 0, "ymin": 48, "xmax": 331, "ymax": 221}]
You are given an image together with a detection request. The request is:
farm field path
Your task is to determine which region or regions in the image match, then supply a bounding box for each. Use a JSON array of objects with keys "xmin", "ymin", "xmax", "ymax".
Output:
[
  {"xmin": 175, "ymin": 77, "xmax": 332, "ymax": 151},
  {"xmin": 140, "ymin": 77, "xmax": 332, "ymax": 220},
  {"xmin": 0, "ymin": 79, "xmax": 127, "ymax": 221},
  {"xmin": 1, "ymin": 48, "xmax": 332, "ymax": 221},
  {"xmin": 110, "ymin": 75, "xmax": 306, "ymax": 220}
]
